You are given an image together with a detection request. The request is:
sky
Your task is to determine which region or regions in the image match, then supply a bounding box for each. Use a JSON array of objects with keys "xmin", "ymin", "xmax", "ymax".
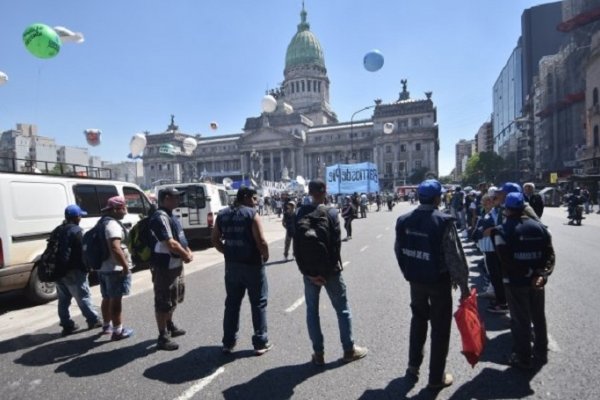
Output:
[{"xmin": 0, "ymin": 0, "xmax": 551, "ymax": 175}]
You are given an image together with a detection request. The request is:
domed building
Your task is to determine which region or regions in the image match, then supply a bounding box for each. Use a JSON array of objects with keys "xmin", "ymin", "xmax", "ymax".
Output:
[{"xmin": 143, "ymin": 5, "xmax": 439, "ymax": 192}]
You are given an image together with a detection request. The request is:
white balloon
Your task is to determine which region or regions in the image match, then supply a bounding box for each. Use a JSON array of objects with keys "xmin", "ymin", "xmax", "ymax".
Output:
[
  {"xmin": 383, "ymin": 122, "xmax": 395, "ymax": 134},
  {"xmin": 0, "ymin": 71, "xmax": 7, "ymax": 85},
  {"xmin": 129, "ymin": 133, "xmax": 147, "ymax": 157},
  {"xmin": 182, "ymin": 137, "xmax": 197, "ymax": 154},
  {"xmin": 53, "ymin": 26, "xmax": 85, "ymax": 44},
  {"xmin": 261, "ymin": 95, "xmax": 277, "ymax": 113}
]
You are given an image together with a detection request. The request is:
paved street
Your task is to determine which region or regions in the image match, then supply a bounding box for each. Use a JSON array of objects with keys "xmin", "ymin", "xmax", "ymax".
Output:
[{"xmin": 1, "ymin": 203, "xmax": 600, "ymax": 400}]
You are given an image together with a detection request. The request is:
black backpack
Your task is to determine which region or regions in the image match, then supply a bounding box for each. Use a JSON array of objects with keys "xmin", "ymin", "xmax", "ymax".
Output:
[
  {"xmin": 293, "ymin": 205, "xmax": 335, "ymax": 277},
  {"xmin": 36, "ymin": 225, "xmax": 69, "ymax": 282},
  {"xmin": 82, "ymin": 216, "xmax": 114, "ymax": 270}
]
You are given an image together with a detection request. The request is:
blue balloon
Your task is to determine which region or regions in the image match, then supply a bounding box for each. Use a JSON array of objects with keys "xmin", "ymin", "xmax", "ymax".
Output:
[{"xmin": 363, "ymin": 50, "xmax": 384, "ymax": 72}]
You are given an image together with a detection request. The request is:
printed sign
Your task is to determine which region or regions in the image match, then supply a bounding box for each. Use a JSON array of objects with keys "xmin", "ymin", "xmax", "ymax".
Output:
[{"xmin": 325, "ymin": 162, "xmax": 380, "ymax": 194}]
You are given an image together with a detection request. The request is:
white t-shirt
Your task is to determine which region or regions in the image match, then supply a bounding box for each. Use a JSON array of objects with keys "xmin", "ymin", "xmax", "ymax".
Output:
[{"xmin": 100, "ymin": 219, "xmax": 132, "ymax": 272}]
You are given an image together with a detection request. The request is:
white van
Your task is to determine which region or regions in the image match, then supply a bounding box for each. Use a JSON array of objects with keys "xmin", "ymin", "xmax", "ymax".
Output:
[
  {"xmin": 0, "ymin": 172, "xmax": 153, "ymax": 303},
  {"xmin": 154, "ymin": 182, "xmax": 230, "ymax": 242}
]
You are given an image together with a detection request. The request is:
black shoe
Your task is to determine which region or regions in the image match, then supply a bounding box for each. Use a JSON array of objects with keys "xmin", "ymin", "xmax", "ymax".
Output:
[
  {"xmin": 254, "ymin": 342, "xmax": 273, "ymax": 356},
  {"xmin": 61, "ymin": 323, "xmax": 80, "ymax": 337},
  {"xmin": 157, "ymin": 335, "xmax": 179, "ymax": 351},
  {"xmin": 87, "ymin": 320, "xmax": 103, "ymax": 330},
  {"xmin": 167, "ymin": 322, "xmax": 186, "ymax": 337}
]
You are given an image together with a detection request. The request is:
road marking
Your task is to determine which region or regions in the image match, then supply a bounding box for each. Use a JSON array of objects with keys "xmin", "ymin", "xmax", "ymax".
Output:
[
  {"xmin": 174, "ymin": 367, "xmax": 225, "ymax": 400},
  {"xmin": 343, "ymin": 261, "xmax": 350, "ymax": 267},
  {"xmin": 285, "ymin": 297, "xmax": 305, "ymax": 313},
  {"xmin": 376, "ymin": 234, "xmax": 382, "ymax": 239},
  {"xmin": 548, "ymin": 333, "xmax": 561, "ymax": 353},
  {"xmin": 360, "ymin": 245, "xmax": 368, "ymax": 252}
]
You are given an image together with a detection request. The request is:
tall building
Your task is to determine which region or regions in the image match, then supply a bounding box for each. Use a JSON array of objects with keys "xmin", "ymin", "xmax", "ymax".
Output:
[
  {"xmin": 142, "ymin": 5, "xmax": 440, "ymax": 191},
  {"xmin": 476, "ymin": 121, "xmax": 493, "ymax": 153},
  {"xmin": 454, "ymin": 139, "xmax": 475, "ymax": 180},
  {"xmin": 579, "ymin": 30, "xmax": 600, "ymax": 174}
]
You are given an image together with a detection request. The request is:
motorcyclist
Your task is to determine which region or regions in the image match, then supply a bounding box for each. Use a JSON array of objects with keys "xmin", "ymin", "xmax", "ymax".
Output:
[{"xmin": 567, "ymin": 188, "xmax": 583, "ymax": 225}]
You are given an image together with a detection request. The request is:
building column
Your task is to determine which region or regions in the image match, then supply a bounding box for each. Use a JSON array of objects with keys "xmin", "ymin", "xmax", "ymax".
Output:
[
  {"xmin": 291, "ymin": 149, "xmax": 296, "ymax": 177},
  {"xmin": 269, "ymin": 151, "xmax": 274, "ymax": 182}
]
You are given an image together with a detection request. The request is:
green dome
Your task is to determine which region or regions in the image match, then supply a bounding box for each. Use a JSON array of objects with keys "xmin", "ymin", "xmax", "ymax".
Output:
[{"xmin": 285, "ymin": 8, "xmax": 324, "ymax": 69}]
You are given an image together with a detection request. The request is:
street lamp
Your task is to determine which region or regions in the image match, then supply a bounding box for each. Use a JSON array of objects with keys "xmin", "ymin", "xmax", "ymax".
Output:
[{"xmin": 347, "ymin": 105, "xmax": 376, "ymax": 164}]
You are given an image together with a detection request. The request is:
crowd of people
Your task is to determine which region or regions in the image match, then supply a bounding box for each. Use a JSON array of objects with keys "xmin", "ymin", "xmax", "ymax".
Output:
[{"xmin": 45, "ymin": 176, "xmax": 557, "ymax": 393}]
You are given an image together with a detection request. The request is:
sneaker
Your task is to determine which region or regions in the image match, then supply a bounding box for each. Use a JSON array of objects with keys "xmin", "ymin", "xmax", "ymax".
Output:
[
  {"xmin": 167, "ymin": 322, "xmax": 186, "ymax": 338},
  {"xmin": 487, "ymin": 303, "xmax": 509, "ymax": 314},
  {"xmin": 342, "ymin": 345, "xmax": 368, "ymax": 363},
  {"xmin": 311, "ymin": 352, "xmax": 325, "ymax": 366},
  {"xmin": 101, "ymin": 324, "xmax": 113, "ymax": 335},
  {"xmin": 157, "ymin": 335, "xmax": 179, "ymax": 351},
  {"xmin": 508, "ymin": 353, "xmax": 532, "ymax": 369},
  {"xmin": 87, "ymin": 320, "xmax": 103, "ymax": 330},
  {"xmin": 254, "ymin": 342, "xmax": 273, "ymax": 356},
  {"xmin": 111, "ymin": 327, "xmax": 134, "ymax": 341},
  {"xmin": 222, "ymin": 342, "xmax": 236, "ymax": 354},
  {"xmin": 61, "ymin": 323, "xmax": 80, "ymax": 337},
  {"xmin": 478, "ymin": 287, "xmax": 496, "ymax": 299},
  {"xmin": 405, "ymin": 366, "xmax": 419, "ymax": 381},
  {"xmin": 427, "ymin": 373, "xmax": 453, "ymax": 390}
]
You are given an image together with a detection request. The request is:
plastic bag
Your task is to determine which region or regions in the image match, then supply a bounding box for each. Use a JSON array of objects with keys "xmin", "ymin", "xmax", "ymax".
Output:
[{"xmin": 454, "ymin": 288, "xmax": 486, "ymax": 367}]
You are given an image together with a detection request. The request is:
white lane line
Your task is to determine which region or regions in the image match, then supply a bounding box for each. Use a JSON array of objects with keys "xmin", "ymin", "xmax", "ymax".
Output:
[
  {"xmin": 360, "ymin": 245, "xmax": 368, "ymax": 252},
  {"xmin": 174, "ymin": 366, "xmax": 225, "ymax": 400},
  {"xmin": 285, "ymin": 297, "xmax": 305, "ymax": 313},
  {"xmin": 343, "ymin": 261, "xmax": 350, "ymax": 267},
  {"xmin": 548, "ymin": 333, "xmax": 561, "ymax": 353},
  {"xmin": 376, "ymin": 234, "xmax": 382, "ymax": 239}
]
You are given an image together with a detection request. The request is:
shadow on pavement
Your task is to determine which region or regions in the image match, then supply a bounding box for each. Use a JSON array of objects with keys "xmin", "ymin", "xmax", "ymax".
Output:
[
  {"xmin": 15, "ymin": 333, "xmax": 106, "ymax": 366},
  {"xmin": 358, "ymin": 374, "xmax": 421, "ymax": 399},
  {"xmin": 222, "ymin": 361, "xmax": 337, "ymax": 400},
  {"xmin": 448, "ymin": 366, "xmax": 541, "ymax": 399},
  {"xmin": 0, "ymin": 332, "xmax": 63, "ymax": 355},
  {"xmin": 55, "ymin": 339, "xmax": 155, "ymax": 377},
  {"xmin": 143, "ymin": 345, "xmax": 251, "ymax": 384}
]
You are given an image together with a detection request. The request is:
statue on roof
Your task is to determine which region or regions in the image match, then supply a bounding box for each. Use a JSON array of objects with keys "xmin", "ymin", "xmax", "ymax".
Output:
[
  {"xmin": 398, "ymin": 79, "xmax": 410, "ymax": 101},
  {"xmin": 167, "ymin": 114, "xmax": 179, "ymax": 132}
]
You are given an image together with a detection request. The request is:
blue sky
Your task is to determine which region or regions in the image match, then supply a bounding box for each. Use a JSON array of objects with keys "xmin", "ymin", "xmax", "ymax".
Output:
[{"xmin": 1, "ymin": 0, "xmax": 549, "ymax": 175}]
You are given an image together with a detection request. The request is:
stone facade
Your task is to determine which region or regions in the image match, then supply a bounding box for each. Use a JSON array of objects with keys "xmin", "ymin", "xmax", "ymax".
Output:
[
  {"xmin": 580, "ymin": 30, "xmax": 600, "ymax": 174},
  {"xmin": 142, "ymin": 6, "xmax": 439, "ymax": 191}
]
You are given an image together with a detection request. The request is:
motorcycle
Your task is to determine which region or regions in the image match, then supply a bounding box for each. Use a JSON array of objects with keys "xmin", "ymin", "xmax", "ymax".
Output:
[{"xmin": 567, "ymin": 204, "xmax": 584, "ymax": 225}]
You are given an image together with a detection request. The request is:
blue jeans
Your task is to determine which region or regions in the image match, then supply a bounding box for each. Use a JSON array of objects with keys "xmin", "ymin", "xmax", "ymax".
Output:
[
  {"xmin": 303, "ymin": 273, "xmax": 354, "ymax": 353},
  {"xmin": 56, "ymin": 269, "xmax": 99, "ymax": 328},
  {"xmin": 222, "ymin": 262, "xmax": 268, "ymax": 349}
]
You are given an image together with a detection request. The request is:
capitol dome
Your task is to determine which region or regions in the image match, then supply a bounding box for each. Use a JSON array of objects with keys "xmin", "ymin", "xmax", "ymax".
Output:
[{"xmin": 285, "ymin": 7, "xmax": 325, "ymax": 69}]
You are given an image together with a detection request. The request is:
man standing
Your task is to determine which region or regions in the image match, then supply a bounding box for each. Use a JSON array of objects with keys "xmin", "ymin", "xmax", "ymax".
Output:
[
  {"xmin": 282, "ymin": 201, "xmax": 296, "ymax": 260},
  {"xmin": 523, "ymin": 182, "xmax": 544, "ymax": 219},
  {"xmin": 56, "ymin": 205, "xmax": 102, "ymax": 336},
  {"xmin": 211, "ymin": 186, "xmax": 272, "ymax": 355},
  {"xmin": 98, "ymin": 196, "xmax": 134, "ymax": 340},
  {"xmin": 294, "ymin": 179, "xmax": 368, "ymax": 366},
  {"xmin": 394, "ymin": 179, "xmax": 469, "ymax": 390},
  {"xmin": 150, "ymin": 187, "xmax": 194, "ymax": 351},
  {"xmin": 494, "ymin": 192, "xmax": 555, "ymax": 369}
]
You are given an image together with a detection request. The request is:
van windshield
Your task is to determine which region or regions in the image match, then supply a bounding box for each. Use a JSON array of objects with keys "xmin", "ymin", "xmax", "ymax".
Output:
[{"xmin": 179, "ymin": 185, "xmax": 206, "ymax": 209}]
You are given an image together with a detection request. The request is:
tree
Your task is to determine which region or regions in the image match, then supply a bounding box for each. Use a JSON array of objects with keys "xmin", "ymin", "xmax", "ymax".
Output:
[
  {"xmin": 462, "ymin": 152, "xmax": 505, "ymax": 185},
  {"xmin": 438, "ymin": 175, "xmax": 454, "ymax": 184}
]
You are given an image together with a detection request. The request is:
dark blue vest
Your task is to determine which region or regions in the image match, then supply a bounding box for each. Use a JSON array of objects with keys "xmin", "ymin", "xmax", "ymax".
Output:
[
  {"xmin": 217, "ymin": 205, "xmax": 261, "ymax": 265},
  {"xmin": 395, "ymin": 209, "xmax": 452, "ymax": 284},
  {"xmin": 499, "ymin": 217, "xmax": 549, "ymax": 286}
]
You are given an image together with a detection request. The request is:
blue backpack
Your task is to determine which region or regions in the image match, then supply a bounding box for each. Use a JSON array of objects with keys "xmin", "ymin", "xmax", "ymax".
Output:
[{"xmin": 82, "ymin": 216, "xmax": 113, "ymax": 270}]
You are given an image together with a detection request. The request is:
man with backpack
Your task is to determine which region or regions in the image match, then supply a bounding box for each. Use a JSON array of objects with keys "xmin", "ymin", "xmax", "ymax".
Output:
[
  {"xmin": 55, "ymin": 205, "xmax": 102, "ymax": 336},
  {"xmin": 149, "ymin": 187, "xmax": 194, "ymax": 351},
  {"xmin": 394, "ymin": 179, "xmax": 469, "ymax": 390},
  {"xmin": 211, "ymin": 186, "xmax": 271, "ymax": 355},
  {"xmin": 97, "ymin": 196, "xmax": 134, "ymax": 340},
  {"xmin": 294, "ymin": 179, "xmax": 368, "ymax": 366}
]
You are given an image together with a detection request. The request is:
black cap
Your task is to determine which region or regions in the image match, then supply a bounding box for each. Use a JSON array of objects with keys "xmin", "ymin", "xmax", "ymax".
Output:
[
  {"xmin": 308, "ymin": 179, "xmax": 326, "ymax": 194},
  {"xmin": 158, "ymin": 187, "xmax": 185, "ymax": 202}
]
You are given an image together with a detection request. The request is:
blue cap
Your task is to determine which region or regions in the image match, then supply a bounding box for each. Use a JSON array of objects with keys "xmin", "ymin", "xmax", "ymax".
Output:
[
  {"xmin": 504, "ymin": 192, "xmax": 525, "ymax": 210},
  {"xmin": 417, "ymin": 179, "xmax": 442, "ymax": 199},
  {"xmin": 498, "ymin": 182, "xmax": 522, "ymax": 194},
  {"xmin": 65, "ymin": 204, "xmax": 87, "ymax": 218}
]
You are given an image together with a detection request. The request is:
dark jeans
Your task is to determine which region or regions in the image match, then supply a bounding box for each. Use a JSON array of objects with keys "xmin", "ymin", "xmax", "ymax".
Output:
[
  {"xmin": 222, "ymin": 262, "xmax": 268, "ymax": 349},
  {"xmin": 284, "ymin": 232, "xmax": 293, "ymax": 257},
  {"xmin": 344, "ymin": 218, "xmax": 353, "ymax": 237},
  {"xmin": 504, "ymin": 284, "xmax": 547, "ymax": 360},
  {"xmin": 408, "ymin": 280, "xmax": 452, "ymax": 384},
  {"xmin": 485, "ymin": 251, "xmax": 506, "ymax": 305}
]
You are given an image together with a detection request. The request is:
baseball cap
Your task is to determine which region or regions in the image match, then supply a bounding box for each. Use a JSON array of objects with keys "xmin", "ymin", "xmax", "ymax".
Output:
[
  {"xmin": 64, "ymin": 204, "xmax": 87, "ymax": 218},
  {"xmin": 158, "ymin": 186, "xmax": 185, "ymax": 202},
  {"xmin": 504, "ymin": 192, "xmax": 525, "ymax": 210},
  {"xmin": 102, "ymin": 196, "xmax": 127, "ymax": 211},
  {"xmin": 308, "ymin": 179, "xmax": 326, "ymax": 194},
  {"xmin": 417, "ymin": 179, "xmax": 442, "ymax": 199},
  {"xmin": 497, "ymin": 182, "xmax": 522, "ymax": 194}
]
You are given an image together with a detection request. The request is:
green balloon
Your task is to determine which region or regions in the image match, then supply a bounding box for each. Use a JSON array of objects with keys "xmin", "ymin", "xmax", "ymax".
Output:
[{"xmin": 23, "ymin": 23, "xmax": 61, "ymax": 59}]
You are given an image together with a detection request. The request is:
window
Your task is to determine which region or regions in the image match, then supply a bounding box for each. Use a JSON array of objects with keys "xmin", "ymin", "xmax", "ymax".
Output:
[
  {"xmin": 158, "ymin": 164, "xmax": 162, "ymax": 171},
  {"xmin": 307, "ymin": 80, "xmax": 311, "ymax": 92},
  {"xmin": 385, "ymin": 162, "xmax": 392, "ymax": 175},
  {"xmin": 301, "ymin": 80, "xmax": 305, "ymax": 91},
  {"xmin": 318, "ymin": 81, "xmax": 321, "ymax": 92},
  {"xmin": 414, "ymin": 160, "xmax": 422, "ymax": 168},
  {"xmin": 73, "ymin": 184, "xmax": 118, "ymax": 217},
  {"xmin": 123, "ymin": 186, "xmax": 150, "ymax": 215},
  {"xmin": 412, "ymin": 118, "xmax": 422, "ymax": 127},
  {"xmin": 400, "ymin": 144, "xmax": 406, "ymax": 152},
  {"xmin": 594, "ymin": 88, "xmax": 599, "ymax": 105},
  {"xmin": 179, "ymin": 185, "xmax": 206, "ymax": 209},
  {"xmin": 399, "ymin": 119, "xmax": 408, "ymax": 128},
  {"xmin": 291, "ymin": 83, "xmax": 295, "ymax": 94},
  {"xmin": 595, "ymin": 125, "xmax": 599, "ymax": 147},
  {"xmin": 415, "ymin": 143, "xmax": 421, "ymax": 151},
  {"xmin": 385, "ymin": 145, "xmax": 392, "ymax": 153}
]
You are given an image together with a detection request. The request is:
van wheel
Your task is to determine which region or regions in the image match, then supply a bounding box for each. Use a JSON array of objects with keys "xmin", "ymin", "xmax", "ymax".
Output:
[{"xmin": 25, "ymin": 266, "xmax": 57, "ymax": 304}]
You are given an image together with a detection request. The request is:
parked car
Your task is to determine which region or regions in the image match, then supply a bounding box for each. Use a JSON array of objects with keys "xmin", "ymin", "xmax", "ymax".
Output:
[{"xmin": 538, "ymin": 186, "xmax": 562, "ymax": 207}]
